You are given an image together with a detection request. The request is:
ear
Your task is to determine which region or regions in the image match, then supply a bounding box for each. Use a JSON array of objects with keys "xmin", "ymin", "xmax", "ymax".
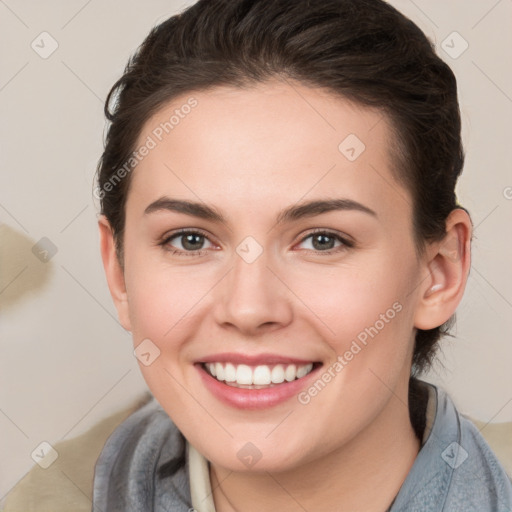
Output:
[
  {"xmin": 414, "ymin": 208, "xmax": 472, "ymax": 330},
  {"xmin": 98, "ymin": 215, "xmax": 132, "ymax": 331}
]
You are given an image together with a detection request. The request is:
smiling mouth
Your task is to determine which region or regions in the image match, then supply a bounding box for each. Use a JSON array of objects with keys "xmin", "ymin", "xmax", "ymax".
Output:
[{"xmin": 202, "ymin": 362, "xmax": 320, "ymax": 389}]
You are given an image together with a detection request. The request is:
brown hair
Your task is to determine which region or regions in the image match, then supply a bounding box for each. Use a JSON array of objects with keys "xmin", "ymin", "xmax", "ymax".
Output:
[{"xmin": 97, "ymin": 0, "xmax": 466, "ymax": 436}]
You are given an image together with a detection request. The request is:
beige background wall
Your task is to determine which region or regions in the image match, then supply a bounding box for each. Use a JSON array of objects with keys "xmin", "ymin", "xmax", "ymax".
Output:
[{"xmin": 1, "ymin": 0, "xmax": 511, "ymax": 502}]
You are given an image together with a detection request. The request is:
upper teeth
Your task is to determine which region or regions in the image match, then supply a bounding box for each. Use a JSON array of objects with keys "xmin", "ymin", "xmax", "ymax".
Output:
[{"xmin": 206, "ymin": 362, "xmax": 314, "ymax": 386}]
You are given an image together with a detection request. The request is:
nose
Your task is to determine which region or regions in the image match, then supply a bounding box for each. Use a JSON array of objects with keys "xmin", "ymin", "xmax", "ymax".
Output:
[{"xmin": 212, "ymin": 246, "xmax": 294, "ymax": 336}]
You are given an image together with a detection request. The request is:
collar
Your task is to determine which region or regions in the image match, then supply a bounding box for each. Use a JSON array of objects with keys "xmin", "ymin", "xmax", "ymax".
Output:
[{"xmin": 189, "ymin": 442, "xmax": 216, "ymax": 512}]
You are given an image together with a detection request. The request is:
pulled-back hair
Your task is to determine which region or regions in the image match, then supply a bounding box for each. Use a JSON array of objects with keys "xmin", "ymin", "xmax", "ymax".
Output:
[{"xmin": 97, "ymin": 0, "xmax": 465, "ymax": 421}]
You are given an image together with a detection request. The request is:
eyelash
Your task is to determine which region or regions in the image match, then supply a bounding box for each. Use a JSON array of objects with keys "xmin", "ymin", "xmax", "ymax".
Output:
[{"xmin": 159, "ymin": 228, "xmax": 354, "ymax": 257}]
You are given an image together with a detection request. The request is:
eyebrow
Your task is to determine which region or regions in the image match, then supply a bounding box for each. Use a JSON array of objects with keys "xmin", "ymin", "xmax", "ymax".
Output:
[{"xmin": 144, "ymin": 196, "xmax": 377, "ymax": 224}]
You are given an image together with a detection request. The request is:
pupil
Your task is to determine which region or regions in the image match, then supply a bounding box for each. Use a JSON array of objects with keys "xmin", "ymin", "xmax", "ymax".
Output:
[
  {"xmin": 313, "ymin": 234, "xmax": 334, "ymax": 250},
  {"xmin": 183, "ymin": 234, "xmax": 203, "ymax": 250}
]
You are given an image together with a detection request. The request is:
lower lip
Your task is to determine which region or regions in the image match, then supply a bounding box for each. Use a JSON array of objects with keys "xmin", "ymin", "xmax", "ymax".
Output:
[{"xmin": 196, "ymin": 363, "xmax": 322, "ymax": 410}]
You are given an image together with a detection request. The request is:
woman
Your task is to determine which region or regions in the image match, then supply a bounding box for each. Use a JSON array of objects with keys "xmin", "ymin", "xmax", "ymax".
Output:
[
  {"xmin": 31, "ymin": 0, "xmax": 512, "ymax": 510},
  {"xmin": 92, "ymin": 0, "xmax": 512, "ymax": 510}
]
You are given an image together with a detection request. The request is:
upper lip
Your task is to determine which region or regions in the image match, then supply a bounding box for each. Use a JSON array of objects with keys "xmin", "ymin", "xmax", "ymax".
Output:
[{"xmin": 197, "ymin": 352, "xmax": 318, "ymax": 366}]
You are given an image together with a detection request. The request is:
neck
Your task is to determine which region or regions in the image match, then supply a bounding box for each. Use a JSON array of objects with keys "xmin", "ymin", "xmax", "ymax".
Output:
[{"xmin": 210, "ymin": 387, "xmax": 421, "ymax": 512}]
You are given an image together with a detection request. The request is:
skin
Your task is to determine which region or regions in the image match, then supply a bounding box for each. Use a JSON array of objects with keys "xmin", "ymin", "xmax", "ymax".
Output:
[{"xmin": 99, "ymin": 79, "xmax": 472, "ymax": 511}]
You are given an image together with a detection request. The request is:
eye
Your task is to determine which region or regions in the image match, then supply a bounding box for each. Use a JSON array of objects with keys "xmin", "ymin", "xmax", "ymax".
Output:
[
  {"xmin": 161, "ymin": 229, "xmax": 215, "ymax": 255},
  {"xmin": 296, "ymin": 229, "xmax": 353, "ymax": 254},
  {"xmin": 160, "ymin": 228, "xmax": 352, "ymax": 256}
]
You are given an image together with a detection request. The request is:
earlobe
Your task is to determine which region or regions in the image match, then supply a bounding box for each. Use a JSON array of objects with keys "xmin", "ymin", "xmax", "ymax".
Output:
[
  {"xmin": 414, "ymin": 209, "xmax": 472, "ymax": 330},
  {"xmin": 98, "ymin": 215, "xmax": 132, "ymax": 331}
]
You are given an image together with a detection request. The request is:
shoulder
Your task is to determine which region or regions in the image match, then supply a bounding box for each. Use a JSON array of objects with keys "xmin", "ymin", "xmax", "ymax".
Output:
[
  {"xmin": 93, "ymin": 392, "xmax": 183, "ymax": 470},
  {"xmin": 3, "ymin": 393, "xmax": 152, "ymax": 512},
  {"xmin": 391, "ymin": 384, "xmax": 512, "ymax": 512},
  {"xmin": 467, "ymin": 415, "xmax": 512, "ymax": 477},
  {"xmin": 92, "ymin": 393, "xmax": 191, "ymax": 511},
  {"xmin": 446, "ymin": 410, "xmax": 512, "ymax": 510}
]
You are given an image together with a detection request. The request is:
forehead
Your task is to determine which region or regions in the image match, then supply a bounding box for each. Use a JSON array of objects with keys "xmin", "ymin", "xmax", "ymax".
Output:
[{"xmin": 127, "ymin": 79, "xmax": 410, "ymax": 225}]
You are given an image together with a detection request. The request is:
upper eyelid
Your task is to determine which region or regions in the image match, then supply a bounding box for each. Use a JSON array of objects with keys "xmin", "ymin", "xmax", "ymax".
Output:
[
  {"xmin": 163, "ymin": 228, "xmax": 215, "ymax": 246},
  {"xmin": 300, "ymin": 228, "xmax": 352, "ymax": 243},
  {"xmin": 162, "ymin": 228, "xmax": 351, "ymax": 251}
]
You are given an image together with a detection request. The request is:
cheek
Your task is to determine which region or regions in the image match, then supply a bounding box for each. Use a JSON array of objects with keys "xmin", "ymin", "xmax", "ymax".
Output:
[
  {"xmin": 123, "ymin": 261, "xmax": 212, "ymax": 415},
  {"xmin": 124, "ymin": 249, "xmax": 213, "ymax": 343},
  {"xmin": 286, "ymin": 262, "xmax": 417, "ymax": 433},
  {"xmin": 286, "ymin": 255, "xmax": 419, "ymax": 399},
  {"xmin": 287, "ymin": 256, "xmax": 415, "ymax": 344}
]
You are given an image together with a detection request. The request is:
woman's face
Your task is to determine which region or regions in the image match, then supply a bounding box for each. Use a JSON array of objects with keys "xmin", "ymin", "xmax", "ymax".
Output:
[{"xmin": 112, "ymin": 80, "xmax": 428, "ymax": 471}]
